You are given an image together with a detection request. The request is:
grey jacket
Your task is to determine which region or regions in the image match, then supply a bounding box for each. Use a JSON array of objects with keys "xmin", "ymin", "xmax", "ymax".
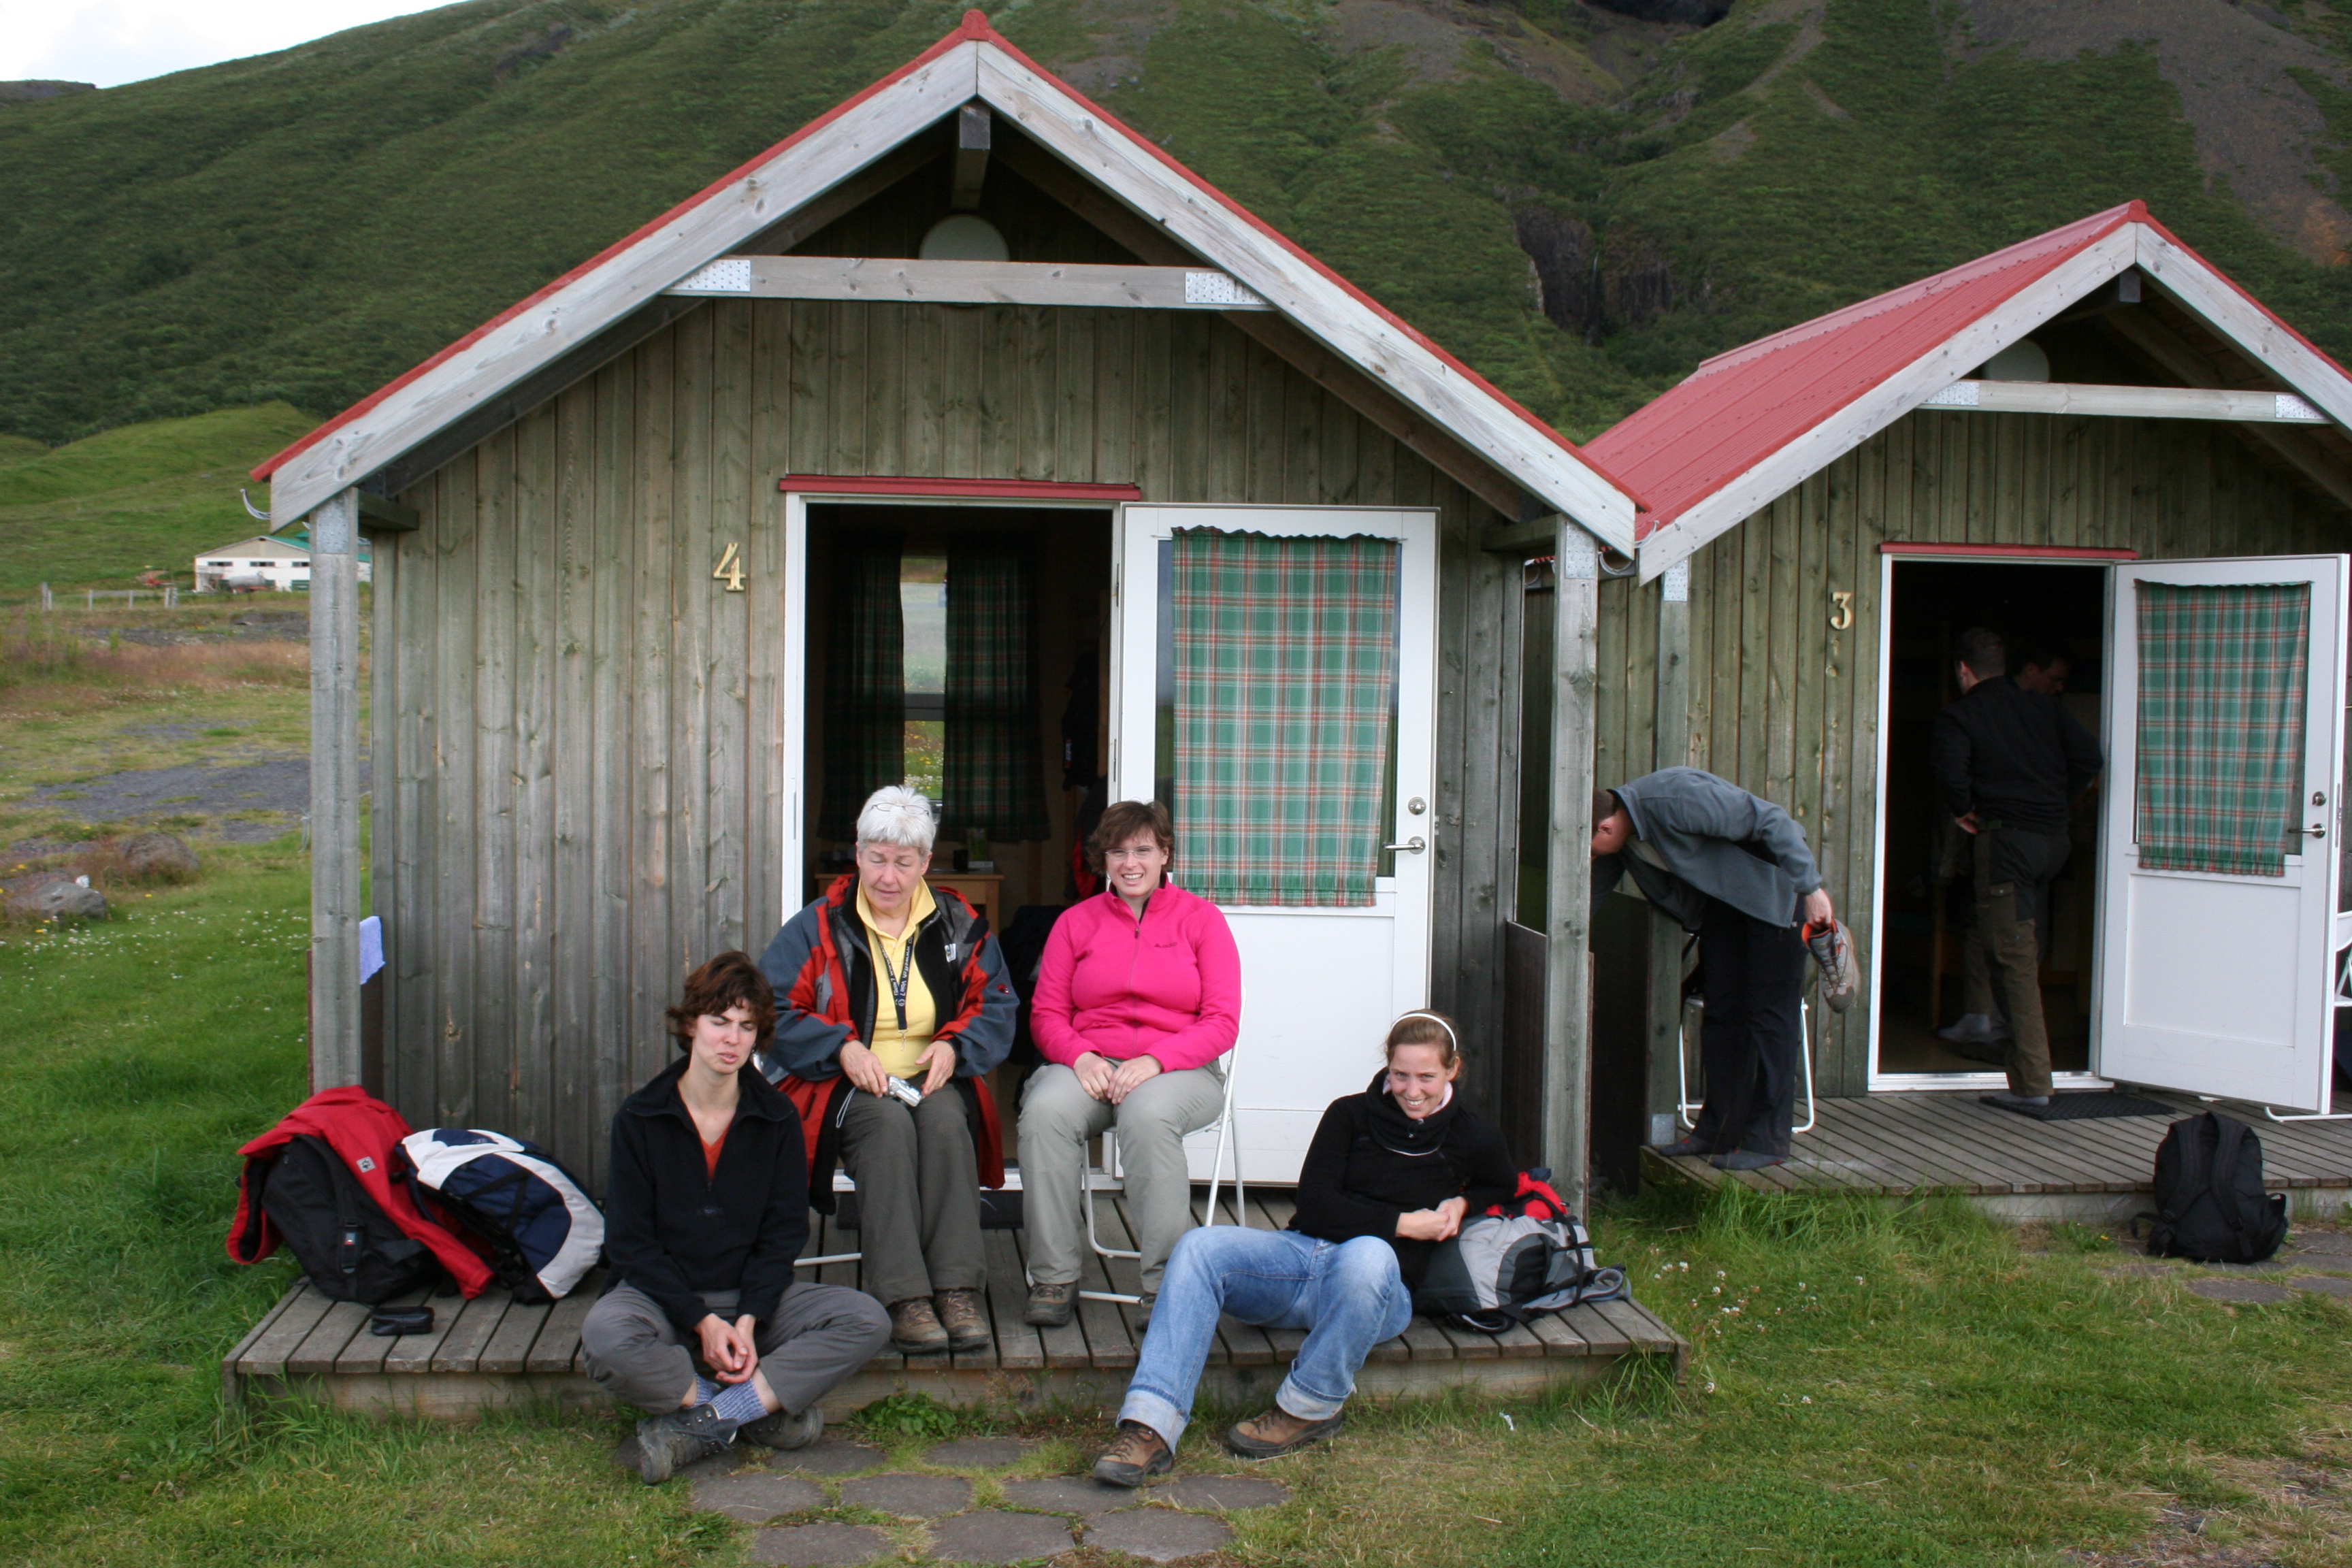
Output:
[{"xmin": 1592, "ymin": 768, "xmax": 1823, "ymax": 932}]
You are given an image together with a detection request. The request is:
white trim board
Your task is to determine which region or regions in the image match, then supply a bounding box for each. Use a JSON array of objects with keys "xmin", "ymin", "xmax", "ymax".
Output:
[{"xmin": 264, "ymin": 24, "xmax": 1634, "ymax": 552}]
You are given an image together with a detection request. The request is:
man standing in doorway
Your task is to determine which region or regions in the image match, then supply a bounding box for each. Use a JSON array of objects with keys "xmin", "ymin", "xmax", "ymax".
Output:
[
  {"xmin": 1592, "ymin": 769, "xmax": 1837, "ymax": 1171},
  {"xmin": 1930, "ymin": 627, "xmax": 2102, "ymax": 1109}
]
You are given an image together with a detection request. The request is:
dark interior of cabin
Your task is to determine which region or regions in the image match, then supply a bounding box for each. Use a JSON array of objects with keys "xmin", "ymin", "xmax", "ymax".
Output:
[{"xmin": 1877, "ymin": 558, "xmax": 2107, "ymax": 1077}]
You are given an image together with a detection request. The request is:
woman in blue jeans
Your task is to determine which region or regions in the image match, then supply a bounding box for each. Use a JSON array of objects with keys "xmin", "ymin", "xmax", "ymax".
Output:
[{"xmin": 1092, "ymin": 1011, "xmax": 1516, "ymax": 1482}]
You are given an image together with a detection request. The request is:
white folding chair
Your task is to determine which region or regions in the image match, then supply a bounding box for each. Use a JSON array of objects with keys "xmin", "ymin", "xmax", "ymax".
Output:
[
  {"xmin": 1676, "ymin": 996, "xmax": 1817, "ymax": 1137},
  {"xmin": 2262, "ymin": 911, "xmax": 2352, "ymax": 1123},
  {"xmin": 1079, "ymin": 1045, "xmax": 1244, "ymax": 1307}
]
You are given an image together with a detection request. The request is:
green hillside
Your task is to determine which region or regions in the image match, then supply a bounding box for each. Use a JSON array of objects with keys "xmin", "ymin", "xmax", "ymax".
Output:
[
  {"xmin": 5, "ymin": 0, "xmax": 2352, "ymax": 447},
  {"xmin": 0, "ymin": 404, "xmax": 315, "ymax": 598}
]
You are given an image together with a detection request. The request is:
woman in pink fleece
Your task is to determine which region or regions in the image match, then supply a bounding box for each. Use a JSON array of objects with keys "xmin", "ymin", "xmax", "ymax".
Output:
[{"xmin": 1018, "ymin": 800, "xmax": 1241, "ymax": 1327}]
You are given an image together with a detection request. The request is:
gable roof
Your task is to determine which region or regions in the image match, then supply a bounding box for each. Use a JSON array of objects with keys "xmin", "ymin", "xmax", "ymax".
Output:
[
  {"xmin": 1588, "ymin": 201, "xmax": 2352, "ymax": 580},
  {"xmin": 255, "ymin": 10, "xmax": 1635, "ymax": 549}
]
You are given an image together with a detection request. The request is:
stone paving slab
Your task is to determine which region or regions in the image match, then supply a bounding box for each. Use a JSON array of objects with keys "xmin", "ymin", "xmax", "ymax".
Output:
[
  {"xmin": 1151, "ymin": 1474, "xmax": 1290, "ymax": 1511},
  {"xmin": 2290, "ymin": 1232, "xmax": 2352, "ymax": 1256},
  {"xmin": 925, "ymin": 1437, "xmax": 1035, "ymax": 1469},
  {"xmin": 691, "ymin": 1471, "xmax": 826, "ymax": 1522},
  {"xmin": 2186, "ymin": 1278, "xmax": 2293, "ymax": 1303},
  {"xmin": 840, "ymin": 1473, "xmax": 974, "ymax": 1518},
  {"xmin": 766, "ymin": 1439, "xmax": 887, "ymax": 1475},
  {"xmin": 1085, "ymin": 1509, "xmax": 1235, "ymax": 1562},
  {"xmin": 1001, "ymin": 1475, "xmax": 1143, "ymax": 1516},
  {"xmin": 2293, "ymin": 1275, "xmax": 2352, "ymax": 1297},
  {"xmin": 926, "ymin": 1509, "xmax": 1075, "ymax": 1563},
  {"xmin": 749, "ymin": 1522, "xmax": 895, "ymax": 1566}
]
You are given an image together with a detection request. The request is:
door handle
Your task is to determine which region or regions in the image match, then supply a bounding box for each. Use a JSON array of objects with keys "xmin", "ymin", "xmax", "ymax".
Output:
[
  {"xmin": 2307, "ymin": 824, "xmax": 2329, "ymax": 839},
  {"xmin": 1384, "ymin": 836, "xmax": 1427, "ymax": 853}
]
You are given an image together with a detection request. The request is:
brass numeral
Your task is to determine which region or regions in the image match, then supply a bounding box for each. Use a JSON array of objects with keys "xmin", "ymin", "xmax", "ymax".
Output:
[
  {"xmin": 1829, "ymin": 589, "xmax": 1853, "ymax": 630},
  {"xmin": 714, "ymin": 540, "xmax": 747, "ymax": 592}
]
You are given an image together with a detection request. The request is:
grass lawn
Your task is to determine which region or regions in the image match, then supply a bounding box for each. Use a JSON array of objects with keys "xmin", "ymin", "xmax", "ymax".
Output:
[{"xmin": 6, "ymin": 685, "xmax": 2352, "ymax": 1563}]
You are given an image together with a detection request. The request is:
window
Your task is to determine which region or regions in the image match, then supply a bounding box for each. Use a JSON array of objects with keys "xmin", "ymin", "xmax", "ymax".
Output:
[{"xmin": 901, "ymin": 555, "xmax": 947, "ymax": 801}]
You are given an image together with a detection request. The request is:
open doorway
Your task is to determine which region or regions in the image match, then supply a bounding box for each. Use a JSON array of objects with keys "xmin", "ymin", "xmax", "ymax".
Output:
[
  {"xmin": 1874, "ymin": 556, "xmax": 2109, "ymax": 1080},
  {"xmin": 798, "ymin": 502, "xmax": 1115, "ymax": 1158}
]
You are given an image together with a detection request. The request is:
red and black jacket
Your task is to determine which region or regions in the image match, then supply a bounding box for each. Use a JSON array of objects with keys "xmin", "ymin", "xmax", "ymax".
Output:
[{"xmin": 754, "ymin": 874, "xmax": 1017, "ymax": 1209}]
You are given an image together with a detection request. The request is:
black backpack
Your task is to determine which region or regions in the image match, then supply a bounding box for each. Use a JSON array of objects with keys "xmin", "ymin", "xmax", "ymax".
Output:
[
  {"xmin": 2146, "ymin": 1112, "xmax": 2288, "ymax": 1264},
  {"xmin": 255, "ymin": 1134, "xmax": 441, "ymax": 1302}
]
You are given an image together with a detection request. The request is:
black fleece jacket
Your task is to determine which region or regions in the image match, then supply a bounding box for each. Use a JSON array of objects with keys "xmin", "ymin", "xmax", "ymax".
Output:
[
  {"xmin": 604, "ymin": 1056, "xmax": 809, "ymax": 1336},
  {"xmin": 1929, "ymin": 676, "xmax": 2101, "ymax": 834},
  {"xmin": 1288, "ymin": 1072, "xmax": 1517, "ymax": 1288}
]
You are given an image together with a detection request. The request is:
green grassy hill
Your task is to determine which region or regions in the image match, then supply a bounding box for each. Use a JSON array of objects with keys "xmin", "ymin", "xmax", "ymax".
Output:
[
  {"xmin": 0, "ymin": 404, "xmax": 315, "ymax": 598},
  {"xmin": 4, "ymin": 0, "xmax": 2352, "ymax": 448}
]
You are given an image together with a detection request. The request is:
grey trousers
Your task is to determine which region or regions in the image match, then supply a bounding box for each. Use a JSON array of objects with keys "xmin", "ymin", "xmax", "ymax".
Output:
[
  {"xmin": 838, "ymin": 1085, "xmax": 985, "ymax": 1305},
  {"xmin": 1019, "ymin": 1060, "xmax": 1224, "ymax": 1297},
  {"xmin": 581, "ymin": 1281, "xmax": 890, "ymax": 1416}
]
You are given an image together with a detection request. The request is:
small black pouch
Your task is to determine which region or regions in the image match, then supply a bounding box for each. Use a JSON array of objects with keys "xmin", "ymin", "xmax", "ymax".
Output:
[{"xmin": 370, "ymin": 1305, "xmax": 435, "ymax": 1337}]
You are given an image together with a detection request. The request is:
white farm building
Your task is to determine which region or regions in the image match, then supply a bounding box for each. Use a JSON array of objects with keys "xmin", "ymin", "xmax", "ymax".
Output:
[{"xmin": 194, "ymin": 530, "xmax": 371, "ymax": 593}]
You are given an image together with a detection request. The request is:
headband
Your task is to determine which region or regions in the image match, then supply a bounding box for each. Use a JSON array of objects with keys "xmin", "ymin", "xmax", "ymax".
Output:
[{"xmin": 1391, "ymin": 1011, "xmax": 1458, "ymax": 1053}]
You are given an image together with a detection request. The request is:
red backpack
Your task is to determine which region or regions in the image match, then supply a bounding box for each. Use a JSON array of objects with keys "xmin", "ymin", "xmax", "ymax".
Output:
[{"xmin": 228, "ymin": 1088, "xmax": 495, "ymax": 1301}]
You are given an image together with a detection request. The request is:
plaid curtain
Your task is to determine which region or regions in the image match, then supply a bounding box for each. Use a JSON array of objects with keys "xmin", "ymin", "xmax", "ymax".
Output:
[
  {"xmin": 2134, "ymin": 580, "xmax": 2311, "ymax": 877},
  {"xmin": 817, "ymin": 534, "xmax": 905, "ymax": 840},
  {"xmin": 944, "ymin": 542, "xmax": 1049, "ymax": 840},
  {"xmin": 1172, "ymin": 529, "xmax": 1399, "ymax": 906}
]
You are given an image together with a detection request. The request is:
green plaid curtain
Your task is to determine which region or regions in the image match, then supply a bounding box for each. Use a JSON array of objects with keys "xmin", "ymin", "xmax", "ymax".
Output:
[
  {"xmin": 2135, "ymin": 580, "xmax": 2311, "ymax": 877},
  {"xmin": 944, "ymin": 542, "xmax": 1049, "ymax": 840},
  {"xmin": 817, "ymin": 535, "xmax": 905, "ymax": 840},
  {"xmin": 1172, "ymin": 529, "xmax": 1399, "ymax": 907}
]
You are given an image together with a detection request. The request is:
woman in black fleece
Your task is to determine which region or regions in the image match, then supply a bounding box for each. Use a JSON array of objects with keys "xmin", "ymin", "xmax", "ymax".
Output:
[{"xmin": 1092, "ymin": 1011, "xmax": 1515, "ymax": 1484}]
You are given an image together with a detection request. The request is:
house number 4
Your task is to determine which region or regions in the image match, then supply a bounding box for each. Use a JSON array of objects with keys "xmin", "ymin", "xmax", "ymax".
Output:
[
  {"xmin": 714, "ymin": 541, "xmax": 747, "ymax": 592},
  {"xmin": 1829, "ymin": 590, "xmax": 1853, "ymax": 630}
]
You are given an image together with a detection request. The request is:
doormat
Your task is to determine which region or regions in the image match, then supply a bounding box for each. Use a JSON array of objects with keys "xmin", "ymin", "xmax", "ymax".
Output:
[{"xmin": 1982, "ymin": 1092, "xmax": 2172, "ymax": 1121}]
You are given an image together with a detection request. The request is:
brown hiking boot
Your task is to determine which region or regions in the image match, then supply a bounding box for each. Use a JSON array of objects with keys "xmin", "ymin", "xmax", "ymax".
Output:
[
  {"xmin": 1091, "ymin": 1420, "xmax": 1174, "ymax": 1487},
  {"xmin": 888, "ymin": 1296, "xmax": 950, "ymax": 1355},
  {"xmin": 934, "ymin": 1288, "xmax": 990, "ymax": 1353},
  {"xmin": 1024, "ymin": 1281, "xmax": 1075, "ymax": 1327},
  {"xmin": 1224, "ymin": 1406, "xmax": 1344, "ymax": 1460}
]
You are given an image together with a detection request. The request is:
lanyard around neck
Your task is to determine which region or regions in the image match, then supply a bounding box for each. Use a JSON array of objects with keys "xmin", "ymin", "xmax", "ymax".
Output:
[{"xmin": 873, "ymin": 926, "xmax": 914, "ymax": 1031}]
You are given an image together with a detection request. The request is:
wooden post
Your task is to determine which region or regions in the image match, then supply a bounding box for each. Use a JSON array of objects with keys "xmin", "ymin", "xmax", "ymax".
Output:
[
  {"xmin": 1645, "ymin": 561, "xmax": 1693, "ymax": 1149},
  {"xmin": 1543, "ymin": 520, "xmax": 1600, "ymax": 1211},
  {"xmin": 309, "ymin": 487, "xmax": 364, "ymax": 1090}
]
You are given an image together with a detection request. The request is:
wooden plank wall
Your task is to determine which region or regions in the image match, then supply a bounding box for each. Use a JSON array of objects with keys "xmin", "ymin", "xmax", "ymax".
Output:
[
  {"xmin": 1605, "ymin": 408, "xmax": 2352, "ymax": 1098},
  {"xmin": 381, "ymin": 299, "xmax": 1515, "ymax": 1185}
]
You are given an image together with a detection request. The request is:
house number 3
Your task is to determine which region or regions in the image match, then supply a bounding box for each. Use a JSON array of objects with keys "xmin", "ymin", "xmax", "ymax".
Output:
[
  {"xmin": 713, "ymin": 541, "xmax": 747, "ymax": 592},
  {"xmin": 1829, "ymin": 590, "xmax": 1853, "ymax": 630}
]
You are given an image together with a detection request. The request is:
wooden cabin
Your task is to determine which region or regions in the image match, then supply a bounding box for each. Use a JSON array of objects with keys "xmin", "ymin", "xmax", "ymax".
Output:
[
  {"xmin": 259, "ymin": 11, "xmax": 1639, "ymax": 1207},
  {"xmin": 1566, "ymin": 204, "xmax": 2352, "ymax": 1208}
]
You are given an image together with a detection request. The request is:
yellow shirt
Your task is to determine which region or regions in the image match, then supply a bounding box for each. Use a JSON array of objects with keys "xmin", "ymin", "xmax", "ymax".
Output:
[{"xmin": 857, "ymin": 879, "xmax": 938, "ymax": 1080}]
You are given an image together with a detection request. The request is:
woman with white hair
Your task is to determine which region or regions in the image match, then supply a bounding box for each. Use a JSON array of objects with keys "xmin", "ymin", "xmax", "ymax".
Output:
[{"xmin": 757, "ymin": 786, "xmax": 1019, "ymax": 1356}]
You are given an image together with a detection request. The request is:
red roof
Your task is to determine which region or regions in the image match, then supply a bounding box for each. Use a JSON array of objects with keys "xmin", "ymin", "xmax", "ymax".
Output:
[
  {"xmin": 256, "ymin": 10, "xmax": 1629, "ymax": 506},
  {"xmin": 1587, "ymin": 204, "xmax": 2159, "ymax": 542}
]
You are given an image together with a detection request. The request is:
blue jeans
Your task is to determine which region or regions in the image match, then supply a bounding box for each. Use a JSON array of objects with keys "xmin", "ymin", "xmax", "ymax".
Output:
[{"xmin": 1119, "ymin": 1226, "xmax": 1414, "ymax": 1446}]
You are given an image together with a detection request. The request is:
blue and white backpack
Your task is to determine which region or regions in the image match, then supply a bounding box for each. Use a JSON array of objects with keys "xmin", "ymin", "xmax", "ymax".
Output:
[{"xmin": 399, "ymin": 1128, "xmax": 604, "ymax": 1301}]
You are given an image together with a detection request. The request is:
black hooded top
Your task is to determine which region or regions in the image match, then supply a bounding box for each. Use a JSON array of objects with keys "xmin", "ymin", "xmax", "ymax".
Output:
[{"xmin": 1287, "ymin": 1071, "xmax": 1518, "ymax": 1287}]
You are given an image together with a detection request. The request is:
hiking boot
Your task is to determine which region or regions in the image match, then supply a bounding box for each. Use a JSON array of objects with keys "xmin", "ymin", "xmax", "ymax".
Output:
[
  {"xmin": 740, "ymin": 1403, "xmax": 823, "ymax": 1450},
  {"xmin": 1982, "ymin": 1091, "xmax": 2051, "ymax": 1112},
  {"xmin": 934, "ymin": 1288, "xmax": 990, "ymax": 1354},
  {"xmin": 1803, "ymin": 918, "xmax": 1859, "ymax": 1013},
  {"xmin": 1224, "ymin": 1407, "xmax": 1345, "ymax": 1460},
  {"xmin": 1652, "ymin": 1135, "xmax": 1717, "ymax": 1160},
  {"xmin": 1936, "ymin": 1012, "xmax": 2010, "ymax": 1045},
  {"xmin": 633, "ymin": 1405, "xmax": 737, "ymax": 1485},
  {"xmin": 1711, "ymin": 1149, "xmax": 1786, "ymax": 1172},
  {"xmin": 1024, "ymin": 1281, "xmax": 1075, "ymax": 1328},
  {"xmin": 889, "ymin": 1296, "xmax": 951, "ymax": 1354},
  {"xmin": 1092, "ymin": 1420, "xmax": 1175, "ymax": 1487}
]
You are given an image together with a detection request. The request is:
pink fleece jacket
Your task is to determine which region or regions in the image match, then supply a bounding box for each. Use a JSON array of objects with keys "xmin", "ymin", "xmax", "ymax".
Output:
[{"xmin": 1030, "ymin": 882, "xmax": 1241, "ymax": 1073}]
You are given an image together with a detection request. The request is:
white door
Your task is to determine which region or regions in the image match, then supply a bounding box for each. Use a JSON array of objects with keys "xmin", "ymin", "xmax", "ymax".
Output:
[
  {"xmin": 2095, "ymin": 555, "xmax": 2349, "ymax": 1111},
  {"xmin": 1111, "ymin": 505, "xmax": 1439, "ymax": 1183}
]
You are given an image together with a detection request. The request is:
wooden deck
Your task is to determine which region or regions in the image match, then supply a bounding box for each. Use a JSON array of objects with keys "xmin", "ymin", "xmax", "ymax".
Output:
[
  {"xmin": 227, "ymin": 1191, "xmax": 1687, "ymax": 1420},
  {"xmin": 1646, "ymin": 1091, "xmax": 2352, "ymax": 1223}
]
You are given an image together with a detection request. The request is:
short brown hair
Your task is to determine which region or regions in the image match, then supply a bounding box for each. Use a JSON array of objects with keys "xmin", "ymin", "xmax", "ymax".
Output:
[
  {"xmin": 1591, "ymin": 789, "xmax": 1623, "ymax": 826},
  {"xmin": 1955, "ymin": 626, "xmax": 2006, "ymax": 679},
  {"xmin": 666, "ymin": 951, "xmax": 777, "ymax": 1048},
  {"xmin": 1089, "ymin": 800, "xmax": 1175, "ymax": 875},
  {"xmin": 1386, "ymin": 1009, "xmax": 1461, "ymax": 1071}
]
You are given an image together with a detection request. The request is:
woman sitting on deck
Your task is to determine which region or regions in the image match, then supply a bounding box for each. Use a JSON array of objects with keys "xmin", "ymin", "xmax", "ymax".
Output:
[
  {"xmin": 1018, "ymin": 799, "xmax": 1241, "ymax": 1328},
  {"xmin": 583, "ymin": 952, "xmax": 893, "ymax": 1486},
  {"xmin": 1090, "ymin": 1011, "xmax": 1515, "ymax": 1484},
  {"xmin": 758, "ymin": 786, "xmax": 1019, "ymax": 1356}
]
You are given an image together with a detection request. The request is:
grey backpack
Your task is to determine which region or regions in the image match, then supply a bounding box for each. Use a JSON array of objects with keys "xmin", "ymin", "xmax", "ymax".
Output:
[{"xmin": 1413, "ymin": 1173, "xmax": 1627, "ymax": 1333}]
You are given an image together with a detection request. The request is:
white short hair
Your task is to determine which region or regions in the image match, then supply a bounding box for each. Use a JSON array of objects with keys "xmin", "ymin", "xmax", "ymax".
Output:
[{"xmin": 856, "ymin": 785, "xmax": 936, "ymax": 853}]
